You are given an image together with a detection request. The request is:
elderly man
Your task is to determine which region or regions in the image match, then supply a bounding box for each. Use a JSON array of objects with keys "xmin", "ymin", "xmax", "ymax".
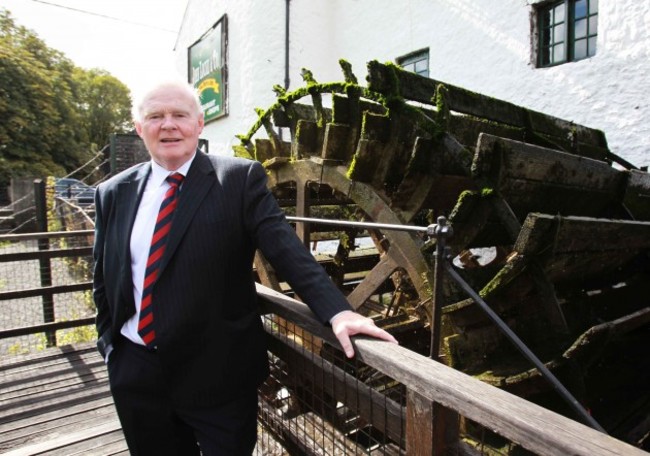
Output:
[{"xmin": 92, "ymin": 80, "xmax": 397, "ymax": 455}]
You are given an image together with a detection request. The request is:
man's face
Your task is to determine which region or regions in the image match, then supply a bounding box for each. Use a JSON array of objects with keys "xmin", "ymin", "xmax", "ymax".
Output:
[{"xmin": 135, "ymin": 86, "xmax": 204, "ymax": 171}]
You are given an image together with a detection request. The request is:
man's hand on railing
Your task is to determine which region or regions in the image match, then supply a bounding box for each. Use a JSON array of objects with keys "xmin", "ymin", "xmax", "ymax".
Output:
[{"xmin": 330, "ymin": 310, "xmax": 398, "ymax": 358}]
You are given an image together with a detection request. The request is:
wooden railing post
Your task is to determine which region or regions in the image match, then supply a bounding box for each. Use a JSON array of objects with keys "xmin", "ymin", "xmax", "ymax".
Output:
[
  {"xmin": 406, "ymin": 389, "xmax": 459, "ymax": 455},
  {"xmin": 34, "ymin": 179, "xmax": 56, "ymax": 347}
]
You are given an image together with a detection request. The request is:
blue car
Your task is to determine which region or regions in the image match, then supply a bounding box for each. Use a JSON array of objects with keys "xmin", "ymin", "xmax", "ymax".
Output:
[{"xmin": 54, "ymin": 178, "xmax": 96, "ymax": 205}]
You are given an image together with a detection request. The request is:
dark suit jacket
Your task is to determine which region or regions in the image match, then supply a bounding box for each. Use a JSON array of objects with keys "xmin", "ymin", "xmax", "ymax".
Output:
[{"xmin": 93, "ymin": 151, "xmax": 352, "ymax": 406}]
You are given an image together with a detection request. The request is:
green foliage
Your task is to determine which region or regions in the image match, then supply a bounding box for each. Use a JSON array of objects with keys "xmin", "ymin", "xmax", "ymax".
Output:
[
  {"xmin": 74, "ymin": 67, "xmax": 132, "ymax": 149},
  {"xmin": 0, "ymin": 10, "xmax": 132, "ymax": 188}
]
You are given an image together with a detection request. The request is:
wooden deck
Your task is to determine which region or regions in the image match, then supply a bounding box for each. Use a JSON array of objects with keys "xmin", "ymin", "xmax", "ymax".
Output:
[{"xmin": 0, "ymin": 343, "xmax": 126, "ymax": 456}]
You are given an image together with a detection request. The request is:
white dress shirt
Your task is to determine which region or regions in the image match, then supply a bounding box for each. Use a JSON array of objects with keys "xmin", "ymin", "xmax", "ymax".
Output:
[{"xmin": 120, "ymin": 155, "xmax": 195, "ymax": 345}]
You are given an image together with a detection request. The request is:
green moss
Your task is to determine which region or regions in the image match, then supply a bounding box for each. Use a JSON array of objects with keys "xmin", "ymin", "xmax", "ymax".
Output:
[
  {"xmin": 300, "ymin": 68, "xmax": 318, "ymax": 85},
  {"xmin": 449, "ymin": 190, "xmax": 478, "ymax": 222},
  {"xmin": 383, "ymin": 61, "xmax": 402, "ymax": 97},
  {"xmin": 233, "ymin": 64, "xmax": 391, "ymax": 153},
  {"xmin": 338, "ymin": 59, "xmax": 358, "ymax": 84},
  {"xmin": 272, "ymin": 84, "xmax": 286, "ymax": 97},
  {"xmin": 478, "ymin": 256, "xmax": 525, "ymax": 298},
  {"xmin": 481, "ymin": 187, "xmax": 495, "ymax": 197},
  {"xmin": 346, "ymin": 154, "xmax": 359, "ymax": 179},
  {"xmin": 233, "ymin": 144, "xmax": 254, "ymax": 160},
  {"xmin": 435, "ymin": 84, "xmax": 449, "ymax": 129}
]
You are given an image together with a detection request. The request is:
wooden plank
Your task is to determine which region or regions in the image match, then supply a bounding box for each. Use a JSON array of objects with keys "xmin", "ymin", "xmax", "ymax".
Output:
[
  {"xmin": 1, "ymin": 364, "xmax": 108, "ymax": 401},
  {"xmin": 1, "ymin": 420, "xmax": 122, "ymax": 456},
  {"xmin": 473, "ymin": 134, "xmax": 624, "ymax": 219},
  {"xmin": 0, "ymin": 349, "xmax": 100, "ymax": 380},
  {"xmin": 0, "ymin": 282, "xmax": 93, "ymax": 301},
  {"xmin": 331, "ymin": 93, "xmax": 385, "ymax": 126},
  {"xmin": 294, "ymin": 119, "xmax": 319, "ymax": 157},
  {"xmin": 1, "ymin": 382, "xmax": 112, "ymax": 426},
  {"xmin": 347, "ymin": 138, "xmax": 383, "ymax": 183},
  {"xmin": 0, "ymin": 348, "xmax": 103, "ymax": 382},
  {"xmin": 0, "ymin": 344, "xmax": 122, "ymax": 455},
  {"xmin": 50, "ymin": 432, "xmax": 128, "ymax": 456},
  {"xmin": 516, "ymin": 213, "xmax": 650, "ymax": 255},
  {"xmin": 474, "ymin": 134, "xmax": 620, "ymax": 190},
  {"xmin": 347, "ymin": 254, "xmax": 399, "ymax": 310},
  {"xmin": 624, "ymin": 169, "xmax": 650, "ymax": 221},
  {"xmin": 0, "ymin": 344, "xmax": 96, "ymax": 370},
  {"xmin": 321, "ymin": 123, "xmax": 350, "ymax": 161},
  {"xmin": 406, "ymin": 390, "xmax": 460, "ymax": 455},
  {"xmin": 0, "ymin": 247, "xmax": 92, "ymax": 263},
  {"xmin": 0, "ymin": 402, "xmax": 117, "ymax": 451},
  {"xmin": 272, "ymin": 102, "xmax": 319, "ymax": 127},
  {"xmin": 0, "ymin": 397, "xmax": 115, "ymax": 438},
  {"xmin": 365, "ymin": 60, "xmax": 608, "ymax": 150},
  {"xmin": 0, "ymin": 231, "xmax": 94, "ymax": 243}
]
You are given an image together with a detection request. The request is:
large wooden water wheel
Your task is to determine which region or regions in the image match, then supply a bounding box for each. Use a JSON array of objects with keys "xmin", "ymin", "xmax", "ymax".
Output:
[{"xmin": 237, "ymin": 60, "xmax": 650, "ymax": 449}]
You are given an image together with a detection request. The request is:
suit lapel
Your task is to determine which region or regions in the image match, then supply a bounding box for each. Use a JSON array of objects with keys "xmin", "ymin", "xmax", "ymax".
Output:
[
  {"xmin": 115, "ymin": 164, "xmax": 150, "ymax": 308},
  {"xmin": 157, "ymin": 152, "xmax": 216, "ymax": 277}
]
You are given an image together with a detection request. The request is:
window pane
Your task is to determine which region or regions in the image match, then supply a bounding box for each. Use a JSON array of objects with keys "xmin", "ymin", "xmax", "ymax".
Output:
[
  {"xmin": 589, "ymin": 0, "xmax": 598, "ymax": 14},
  {"xmin": 575, "ymin": 18, "xmax": 587, "ymax": 38},
  {"xmin": 575, "ymin": 0, "xmax": 587, "ymax": 19},
  {"xmin": 553, "ymin": 43, "xmax": 565, "ymax": 62},
  {"xmin": 554, "ymin": 3, "xmax": 566, "ymax": 22},
  {"xmin": 398, "ymin": 50, "xmax": 429, "ymax": 75},
  {"xmin": 553, "ymin": 23, "xmax": 565, "ymax": 43},
  {"xmin": 414, "ymin": 60, "xmax": 428, "ymax": 73},
  {"xmin": 588, "ymin": 36, "xmax": 597, "ymax": 56},
  {"xmin": 402, "ymin": 62, "xmax": 415, "ymax": 72},
  {"xmin": 589, "ymin": 16, "xmax": 598, "ymax": 35},
  {"xmin": 574, "ymin": 39, "xmax": 587, "ymax": 60}
]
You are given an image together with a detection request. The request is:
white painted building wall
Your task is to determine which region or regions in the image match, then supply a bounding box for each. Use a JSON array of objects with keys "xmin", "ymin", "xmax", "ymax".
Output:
[{"xmin": 174, "ymin": 0, "xmax": 649, "ymax": 166}]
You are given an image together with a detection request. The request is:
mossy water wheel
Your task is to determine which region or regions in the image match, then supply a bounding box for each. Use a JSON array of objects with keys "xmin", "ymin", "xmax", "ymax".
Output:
[{"xmin": 237, "ymin": 60, "xmax": 650, "ymax": 446}]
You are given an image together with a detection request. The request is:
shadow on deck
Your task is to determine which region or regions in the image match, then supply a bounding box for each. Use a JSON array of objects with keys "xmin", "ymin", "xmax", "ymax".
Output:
[{"xmin": 0, "ymin": 344, "xmax": 125, "ymax": 455}]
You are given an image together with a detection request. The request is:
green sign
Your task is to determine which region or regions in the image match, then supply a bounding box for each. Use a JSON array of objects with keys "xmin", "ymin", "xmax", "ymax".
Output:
[{"xmin": 189, "ymin": 16, "xmax": 227, "ymax": 122}]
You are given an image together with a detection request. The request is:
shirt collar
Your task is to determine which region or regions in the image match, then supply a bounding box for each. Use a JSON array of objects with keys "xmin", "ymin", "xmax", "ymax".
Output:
[{"xmin": 150, "ymin": 153, "xmax": 196, "ymax": 188}]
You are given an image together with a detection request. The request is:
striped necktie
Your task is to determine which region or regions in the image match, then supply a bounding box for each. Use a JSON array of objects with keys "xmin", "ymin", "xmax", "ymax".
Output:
[{"xmin": 138, "ymin": 172, "xmax": 184, "ymax": 347}]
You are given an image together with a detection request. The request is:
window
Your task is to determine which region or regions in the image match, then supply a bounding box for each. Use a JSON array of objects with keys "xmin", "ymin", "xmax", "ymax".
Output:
[
  {"xmin": 538, "ymin": 0, "xmax": 598, "ymax": 67},
  {"xmin": 397, "ymin": 49, "xmax": 429, "ymax": 77}
]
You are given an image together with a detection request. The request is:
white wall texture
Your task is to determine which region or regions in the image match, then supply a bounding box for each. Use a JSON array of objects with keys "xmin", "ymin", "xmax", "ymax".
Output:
[{"xmin": 175, "ymin": 0, "xmax": 649, "ymax": 165}]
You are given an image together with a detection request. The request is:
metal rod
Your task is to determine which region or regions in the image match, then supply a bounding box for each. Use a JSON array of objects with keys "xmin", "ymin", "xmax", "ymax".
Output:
[
  {"xmin": 430, "ymin": 217, "xmax": 449, "ymax": 360},
  {"xmin": 285, "ymin": 215, "xmax": 432, "ymax": 234},
  {"xmin": 442, "ymin": 261, "xmax": 606, "ymax": 433}
]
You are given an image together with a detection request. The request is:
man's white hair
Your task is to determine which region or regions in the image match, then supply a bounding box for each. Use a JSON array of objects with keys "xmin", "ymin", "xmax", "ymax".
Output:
[{"xmin": 132, "ymin": 80, "xmax": 202, "ymax": 122}]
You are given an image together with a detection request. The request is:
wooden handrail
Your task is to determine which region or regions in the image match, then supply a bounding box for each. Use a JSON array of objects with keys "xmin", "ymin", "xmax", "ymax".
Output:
[
  {"xmin": 0, "ymin": 230, "xmax": 94, "ymax": 242},
  {"xmin": 256, "ymin": 283, "xmax": 648, "ymax": 456}
]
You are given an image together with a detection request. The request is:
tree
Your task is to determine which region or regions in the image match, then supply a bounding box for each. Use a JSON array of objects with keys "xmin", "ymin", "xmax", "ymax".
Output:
[
  {"xmin": 0, "ymin": 10, "xmax": 132, "ymax": 188},
  {"xmin": 74, "ymin": 68, "xmax": 132, "ymax": 149}
]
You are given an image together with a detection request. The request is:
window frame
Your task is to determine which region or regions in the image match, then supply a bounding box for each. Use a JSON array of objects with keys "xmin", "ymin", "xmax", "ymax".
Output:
[
  {"xmin": 536, "ymin": 0, "xmax": 598, "ymax": 68},
  {"xmin": 396, "ymin": 48, "xmax": 430, "ymax": 78}
]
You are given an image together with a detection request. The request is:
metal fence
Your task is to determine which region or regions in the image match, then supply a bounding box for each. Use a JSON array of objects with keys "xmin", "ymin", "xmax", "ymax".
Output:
[
  {"xmin": 0, "ymin": 230, "xmax": 95, "ymax": 355},
  {"xmin": 257, "ymin": 314, "xmax": 405, "ymax": 454}
]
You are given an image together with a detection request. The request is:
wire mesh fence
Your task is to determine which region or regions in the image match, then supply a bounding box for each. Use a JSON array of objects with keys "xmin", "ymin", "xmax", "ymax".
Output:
[
  {"xmin": 0, "ymin": 231, "xmax": 96, "ymax": 356},
  {"xmin": 255, "ymin": 314, "xmax": 406, "ymax": 455}
]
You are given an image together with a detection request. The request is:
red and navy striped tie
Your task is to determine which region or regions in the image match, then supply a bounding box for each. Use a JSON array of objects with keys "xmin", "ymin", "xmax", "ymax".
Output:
[{"xmin": 138, "ymin": 172, "xmax": 184, "ymax": 346}]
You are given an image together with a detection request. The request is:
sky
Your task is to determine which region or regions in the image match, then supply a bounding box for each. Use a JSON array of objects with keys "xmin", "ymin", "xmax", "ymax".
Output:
[{"xmin": 2, "ymin": 0, "xmax": 188, "ymax": 101}]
